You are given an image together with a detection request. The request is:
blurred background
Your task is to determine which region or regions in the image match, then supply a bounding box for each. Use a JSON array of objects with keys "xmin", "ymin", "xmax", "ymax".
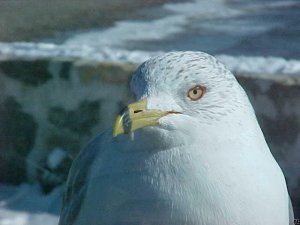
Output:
[{"xmin": 0, "ymin": 0, "xmax": 299, "ymax": 224}]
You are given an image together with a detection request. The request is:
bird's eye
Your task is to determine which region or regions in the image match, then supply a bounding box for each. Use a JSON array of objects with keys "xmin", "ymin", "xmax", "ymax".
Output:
[{"xmin": 187, "ymin": 85, "xmax": 206, "ymax": 101}]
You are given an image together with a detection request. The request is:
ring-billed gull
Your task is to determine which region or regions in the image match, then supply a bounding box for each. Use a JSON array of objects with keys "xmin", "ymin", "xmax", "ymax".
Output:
[{"xmin": 59, "ymin": 51, "xmax": 294, "ymax": 225}]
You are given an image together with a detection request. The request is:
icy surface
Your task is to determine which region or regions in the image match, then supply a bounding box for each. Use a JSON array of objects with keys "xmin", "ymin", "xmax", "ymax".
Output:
[{"xmin": 0, "ymin": 184, "xmax": 62, "ymax": 225}]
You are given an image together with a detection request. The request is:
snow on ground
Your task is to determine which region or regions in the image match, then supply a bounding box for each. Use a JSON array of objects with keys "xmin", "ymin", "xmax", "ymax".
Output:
[
  {"xmin": 1, "ymin": 42, "xmax": 300, "ymax": 76},
  {"xmin": 0, "ymin": 183, "xmax": 62, "ymax": 225},
  {"xmin": 217, "ymin": 55, "xmax": 300, "ymax": 76},
  {"xmin": 0, "ymin": 42, "xmax": 160, "ymax": 64},
  {"xmin": 0, "ymin": 209, "xmax": 58, "ymax": 225}
]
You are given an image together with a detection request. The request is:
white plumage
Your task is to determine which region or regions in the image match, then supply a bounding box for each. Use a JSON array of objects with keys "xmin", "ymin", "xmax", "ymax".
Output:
[{"xmin": 59, "ymin": 51, "xmax": 293, "ymax": 225}]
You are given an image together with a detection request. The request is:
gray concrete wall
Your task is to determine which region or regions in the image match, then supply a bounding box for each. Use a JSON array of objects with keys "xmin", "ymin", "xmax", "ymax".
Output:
[{"xmin": 0, "ymin": 58, "xmax": 299, "ymax": 209}]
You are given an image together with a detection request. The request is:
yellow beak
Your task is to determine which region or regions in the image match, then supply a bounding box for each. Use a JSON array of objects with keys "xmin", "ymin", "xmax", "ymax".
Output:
[{"xmin": 113, "ymin": 99, "xmax": 178, "ymax": 137}]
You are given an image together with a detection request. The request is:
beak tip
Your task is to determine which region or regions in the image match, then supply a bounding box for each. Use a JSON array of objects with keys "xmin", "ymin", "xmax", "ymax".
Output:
[
  {"xmin": 113, "ymin": 115, "xmax": 124, "ymax": 137},
  {"xmin": 112, "ymin": 130, "xmax": 119, "ymax": 137}
]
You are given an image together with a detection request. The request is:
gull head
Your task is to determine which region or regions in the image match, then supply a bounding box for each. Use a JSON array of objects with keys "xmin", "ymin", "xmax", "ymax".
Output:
[{"xmin": 113, "ymin": 51, "xmax": 252, "ymax": 145}]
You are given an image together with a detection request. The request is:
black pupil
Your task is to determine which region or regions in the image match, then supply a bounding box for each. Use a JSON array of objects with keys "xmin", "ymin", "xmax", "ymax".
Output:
[{"xmin": 193, "ymin": 89, "xmax": 198, "ymax": 95}]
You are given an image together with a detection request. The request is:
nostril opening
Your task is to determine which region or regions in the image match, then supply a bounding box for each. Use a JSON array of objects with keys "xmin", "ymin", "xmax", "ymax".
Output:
[{"xmin": 134, "ymin": 110, "xmax": 143, "ymax": 114}]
